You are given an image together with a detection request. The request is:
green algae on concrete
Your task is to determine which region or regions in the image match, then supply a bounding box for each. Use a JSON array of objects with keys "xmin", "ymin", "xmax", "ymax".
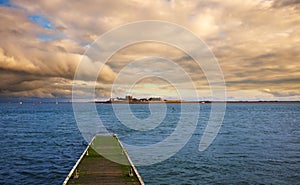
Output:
[{"xmin": 65, "ymin": 135, "xmax": 143, "ymax": 185}]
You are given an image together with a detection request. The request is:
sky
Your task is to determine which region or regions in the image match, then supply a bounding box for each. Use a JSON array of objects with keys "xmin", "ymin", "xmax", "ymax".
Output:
[{"xmin": 0, "ymin": 0, "xmax": 300, "ymax": 101}]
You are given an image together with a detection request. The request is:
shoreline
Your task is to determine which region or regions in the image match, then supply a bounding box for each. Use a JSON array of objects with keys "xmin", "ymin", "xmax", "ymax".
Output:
[
  {"xmin": 3, "ymin": 100, "xmax": 300, "ymax": 104},
  {"xmin": 94, "ymin": 100, "xmax": 300, "ymax": 104}
]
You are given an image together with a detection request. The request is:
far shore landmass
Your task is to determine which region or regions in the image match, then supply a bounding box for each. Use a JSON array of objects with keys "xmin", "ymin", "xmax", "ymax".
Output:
[{"xmin": 94, "ymin": 95, "xmax": 300, "ymax": 104}]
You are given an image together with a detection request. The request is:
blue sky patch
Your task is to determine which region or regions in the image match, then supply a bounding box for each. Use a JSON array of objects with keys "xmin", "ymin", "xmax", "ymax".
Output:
[
  {"xmin": 28, "ymin": 15, "xmax": 53, "ymax": 30},
  {"xmin": 0, "ymin": 0, "xmax": 11, "ymax": 7},
  {"xmin": 37, "ymin": 34, "xmax": 58, "ymax": 41}
]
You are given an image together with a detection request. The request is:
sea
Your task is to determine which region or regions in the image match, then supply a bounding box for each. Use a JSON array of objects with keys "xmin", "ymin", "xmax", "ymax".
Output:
[{"xmin": 0, "ymin": 102, "xmax": 299, "ymax": 184}]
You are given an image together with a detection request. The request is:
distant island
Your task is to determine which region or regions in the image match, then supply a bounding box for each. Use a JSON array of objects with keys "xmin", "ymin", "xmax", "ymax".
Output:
[
  {"xmin": 95, "ymin": 95, "xmax": 182, "ymax": 104},
  {"xmin": 94, "ymin": 95, "xmax": 300, "ymax": 104}
]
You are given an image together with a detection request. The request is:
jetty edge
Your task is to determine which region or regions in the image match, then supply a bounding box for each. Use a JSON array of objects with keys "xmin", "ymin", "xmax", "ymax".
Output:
[{"xmin": 63, "ymin": 135, "xmax": 144, "ymax": 185}]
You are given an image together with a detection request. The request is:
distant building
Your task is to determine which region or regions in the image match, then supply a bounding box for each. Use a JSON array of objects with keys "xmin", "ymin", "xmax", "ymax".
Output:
[
  {"xmin": 125, "ymin": 95, "xmax": 133, "ymax": 101},
  {"xmin": 149, "ymin": 97, "xmax": 162, "ymax": 101}
]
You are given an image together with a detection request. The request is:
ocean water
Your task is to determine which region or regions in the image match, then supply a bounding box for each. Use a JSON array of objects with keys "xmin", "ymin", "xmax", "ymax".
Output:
[{"xmin": 0, "ymin": 103, "xmax": 299, "ymax": 184}]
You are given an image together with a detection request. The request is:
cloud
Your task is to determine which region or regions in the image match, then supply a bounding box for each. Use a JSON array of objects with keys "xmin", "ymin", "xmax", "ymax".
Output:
[
  {"xmin": 262, "ymin": 88, "xmax": 300, "ymax": 97},
  {"xmin": 272, "ymin": 0, "xmax": 300, "ymax": 8},
  {"xmin": 0, "ymin": 0, "xmax": 299, "ymax": 100},
  {"xmin": 0, "ymin": 6, "xmax": 88, "ymax": 98}
]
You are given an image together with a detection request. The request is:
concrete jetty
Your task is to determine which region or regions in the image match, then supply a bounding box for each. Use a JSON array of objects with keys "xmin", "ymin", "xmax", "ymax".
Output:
[{"xmin": 63, "ymin": 135, "xmax": 144, "ymax": 185}]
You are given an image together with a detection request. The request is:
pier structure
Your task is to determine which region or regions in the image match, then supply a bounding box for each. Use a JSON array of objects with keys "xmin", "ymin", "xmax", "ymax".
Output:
[{"xmin": 63, "ymin": 135, "xmax": 144, "ymax": 185}]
